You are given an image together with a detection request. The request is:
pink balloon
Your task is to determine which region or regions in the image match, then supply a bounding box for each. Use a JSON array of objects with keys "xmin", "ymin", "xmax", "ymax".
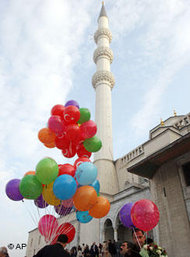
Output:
[
  {"xmin": 48, "ymin": 116, "xmax": 65, "ymax": 135},
  {"xmin": 80, "ymin": 120, "xmax": 97, "ymax": 139},
  {"xmin": 38, "ymin": 215, "xmax": 58, "ymax": 242},
  {"xmin": 131, "ymin": 199, "xmax": 160, "ymax": 232}
]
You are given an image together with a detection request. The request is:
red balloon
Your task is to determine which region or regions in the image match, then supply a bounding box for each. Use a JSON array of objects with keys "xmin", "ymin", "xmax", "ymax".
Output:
[
  {"xmin": 80, "ymin": 120, "xmax": 97, "ymax": 139},
  {"xmin": 51, "ymin": 222, "xmax": 75, "ymax": 244},
  {"xmin": 38, "ymin": 215, "xmax": 58, "ymax": 242},
  {"xmin": 51, "ymin": 105, "xmax": 65, "ymax": 118},
  {"xmin": 48, "ymin": 116, "xmax": 65, "ymax": 136},
  {"xmin": 66, "ymin": 124, "xmax": 80, "ymax": 142},
  {"xmin": 63, "ymin": 106, "xmax": 80, "ymax": 125},
  {"xmin": 77, "ymin": 144, "xmax": 92, "ymax": 158},
  {"xmin": 131, "ymin": 199, "xmax": 160, "ymax": 232},
  {"xmin": 58, "ymin": 164, "xmax": 76, "ymax": 177},
  {"xmin": 55, "ymin": 134, "xmax": 70, "ymax": 150},
  {"xmin": 74, "ymin": 157, "xmax": 91, "ymax": 169},
  {"xmin": 62, "ymin": 142, "xmax": 77, "ymax": 158}
]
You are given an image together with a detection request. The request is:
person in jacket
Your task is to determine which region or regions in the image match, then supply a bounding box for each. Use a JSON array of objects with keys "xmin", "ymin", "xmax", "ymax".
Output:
[{"xmin": 33, "ymin": 234, "xmax": 70, "ymax": 257}]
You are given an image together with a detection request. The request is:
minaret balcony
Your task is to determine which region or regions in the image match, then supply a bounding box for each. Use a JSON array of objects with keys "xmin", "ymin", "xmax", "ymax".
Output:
[
  {"xmin": 92, "ymin": 70, "xmax": 115, "ymax": 89},
  {"xmin": 94, "ymin": 28, "xmax": 112, "ymax": 44},
  {"xmin": 93, "ymin": 47, "xmax": 113, "ymax": 64}
]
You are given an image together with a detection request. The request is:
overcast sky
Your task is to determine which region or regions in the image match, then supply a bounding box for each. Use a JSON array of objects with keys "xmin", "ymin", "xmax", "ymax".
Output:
[{"xmin": 0, "ymin": 0, "xmax": 190, "ymax": 256}]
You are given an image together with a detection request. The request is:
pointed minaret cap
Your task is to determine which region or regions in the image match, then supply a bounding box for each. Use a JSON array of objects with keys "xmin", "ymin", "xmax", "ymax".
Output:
[{"xmin": 98, "ymin": 2, "xmax": 108, "ymax": 19}]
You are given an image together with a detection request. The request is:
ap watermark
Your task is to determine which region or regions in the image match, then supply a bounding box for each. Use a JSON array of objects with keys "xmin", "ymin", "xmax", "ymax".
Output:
[{"xmin": 7, "ymin": 243, "xmax": 27, "ymax": 250}]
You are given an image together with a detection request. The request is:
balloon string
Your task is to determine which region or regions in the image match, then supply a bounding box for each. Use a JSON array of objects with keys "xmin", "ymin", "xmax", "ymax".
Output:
[
  {"xmin": 28, "ymin": 200, "xmax": 39, "ymax": 226},
  {"xmin": 22, "ymin": 200, "xmax": 38, "ymax": 227},
  {"xmin": 132, "ymin": 228, "xmax": 142, "ymax": 250},
  {"xmin": 47, "ymin": 212, "xmax": 52, "ymax": 242},
  {"xmin": 48, "ymin": 209, "xmax": 56, "ymax": 242},
  {"xmin": 37, "ymin": 196, "xmax": 48, "ymax": 240},
  {"xmin": 51, "ymin": 201, "xmax": 73, "ymax": 242}
]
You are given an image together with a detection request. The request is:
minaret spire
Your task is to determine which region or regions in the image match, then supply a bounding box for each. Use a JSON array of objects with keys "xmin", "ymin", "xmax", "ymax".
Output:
[
  {"xmin": 92, "ymin": 4, "xmax": 119, "ymax": 195},
  {"xmin": 99, "ymin": 2, "xmax": 107, "ymax": 19}
]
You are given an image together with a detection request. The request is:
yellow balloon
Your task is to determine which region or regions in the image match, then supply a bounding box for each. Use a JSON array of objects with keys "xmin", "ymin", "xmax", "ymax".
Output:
[{"xmin": 42, "ymin": 182, "xmax": 60, "ymax": 206}]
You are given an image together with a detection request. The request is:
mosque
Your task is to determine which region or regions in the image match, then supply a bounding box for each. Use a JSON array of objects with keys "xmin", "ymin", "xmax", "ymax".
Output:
[{"xmin": 26, "ymin": 3, "xmax": 190, "ymax": 257}]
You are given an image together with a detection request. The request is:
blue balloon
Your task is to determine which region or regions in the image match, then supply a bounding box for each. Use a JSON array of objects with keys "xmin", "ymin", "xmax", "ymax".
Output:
[
  {"xmin": 76, "ymin": 211, "xmax": 93, "ymax": 223},
  {"xmin": 90, "ymin": 180, "xmax": 100, "ymax": 194},
  {"xmin": 75, "ymin": 162, "xmax": 97, "ymax": 185},
  {"xmin": 53, "ymin": 174, "xmax": 77, "ymax": 200}
]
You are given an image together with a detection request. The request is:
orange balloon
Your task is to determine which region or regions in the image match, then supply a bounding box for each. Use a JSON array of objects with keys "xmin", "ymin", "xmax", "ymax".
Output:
[
  {"xmin": 42, "ymin": 182, "xmax": 60, "ymax": 206},
  {"xmin": 44, "ymin": 141, "xmax": 56, "ymax": 148},
  {"xmin": 24, "ymin": 171, "xmax": 35, "ymax": 176},
  {"xmin": 89, "ymin": 196, "xmax": 110, "ymax": 218},
  {"xmin": 73, "ymin": 186, "xmax": 97, "ymax": 211},
  {"xmin": 38, "ymin": 128, "xmax": 56, "ymax": 144}
]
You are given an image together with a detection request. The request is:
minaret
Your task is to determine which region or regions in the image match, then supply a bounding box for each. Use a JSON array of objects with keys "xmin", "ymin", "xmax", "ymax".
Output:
[{"xmin": 92, "ymin": 2, "xmax": 119, "ymax": 195}]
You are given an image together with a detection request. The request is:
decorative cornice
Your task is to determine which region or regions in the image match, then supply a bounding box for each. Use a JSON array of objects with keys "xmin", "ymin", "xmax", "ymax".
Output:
[
  {"xmin": 93, "ymin": 47, "xmax": 113, "ymax": 64},
  {"xmin": 94, "ymin": 28, "xmax": 112, "ymax": 43},
  {"xmin": 92, "ymin": 71, "xmax": 115, "ymax": 89}
]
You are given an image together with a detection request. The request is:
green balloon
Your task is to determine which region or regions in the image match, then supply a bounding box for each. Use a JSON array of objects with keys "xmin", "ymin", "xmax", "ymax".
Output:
[
  {"xmin": 83, "ymin": 136, "xmax": 102, "ymax": 152},
  {"xmin": 78, "ymin": 108, "xmax": 91, "ymax": 124},
  {"xmin": 36, "ymin": 158, "xmax": 58, "ymax": 184},
  {"xmin": 19, "ymin": 175, "xmax": 42, "ymax": 199}
]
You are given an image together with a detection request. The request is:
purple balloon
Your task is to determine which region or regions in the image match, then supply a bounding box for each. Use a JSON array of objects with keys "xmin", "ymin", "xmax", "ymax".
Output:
[
  {"xmin": 6, "ymin": 179, "xmax": 24, "ymax": 201},
  {"xmin": 34, "ymin": 194, "xmax": 49, "ymax": 208},
  {"xmin": 54, "ymin": 204, "xmax": 72, "ymax": 216},
  {"xmin": 119, "ymin": 202, "xmax": 135, "ymax": 228},
  {"xmin": 65, "ymin": 100, "xmax": 79, "ymax": 109}
]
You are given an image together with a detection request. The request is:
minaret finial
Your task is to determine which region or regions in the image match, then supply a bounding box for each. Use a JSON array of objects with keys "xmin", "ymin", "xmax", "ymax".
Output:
[
  {"xmin": 160, "ymin": 118, "xmax": 165, "ymax": 126},
  {"xmin": 102, "ymin": 1, "xmax": 104, "ymax": 5}
]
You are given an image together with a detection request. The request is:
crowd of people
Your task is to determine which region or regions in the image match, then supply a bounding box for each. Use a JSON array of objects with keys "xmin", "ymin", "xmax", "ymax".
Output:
[
  {"xmin": 68, "ymin": 240, "xmax": 118, "ymax": 257},
  {"xmin": 0, "ymin": 229, "xmax": 150, "ymax": 257},
  {"xmin": 34, "ymin": 228, "xmax": 150, "ymax": 257}
]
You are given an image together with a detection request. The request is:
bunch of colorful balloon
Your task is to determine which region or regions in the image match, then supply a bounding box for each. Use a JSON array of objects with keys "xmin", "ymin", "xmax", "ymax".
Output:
[
  {"xmin": 38, "ymin": 100, "xmax": 102, "ymax": 158},
  {"xmin": 5, "ymin": 99, "xmax": 111, "ymax": 243},
  {"xmin": 5, "ymin": 157, "xmax": 110, "ymax": 242},
  {"xmin": 119, "ymin": 199, "xmax": 160, "ymax": 232}
]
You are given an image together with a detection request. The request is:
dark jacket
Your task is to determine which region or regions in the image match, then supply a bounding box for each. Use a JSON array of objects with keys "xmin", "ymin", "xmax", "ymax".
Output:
[
  {"xmin": 90, "ymin": 244, "xmax": 99, "ymax": 257},
  {"xmin": 108, "ymin": 242, "xmax": 117, "ymax": 255},
  {"xmin": 33, "ymin": 243, "xmax": 70, "ymax": 257},
  {"xmin": 123, "ymin": 244, "xmax": 141, "ymax": 257}
]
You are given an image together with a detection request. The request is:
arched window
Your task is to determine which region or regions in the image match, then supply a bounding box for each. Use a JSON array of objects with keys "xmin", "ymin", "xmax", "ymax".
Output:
[{"xmin": 104, "ymin": 219, "xmax": 114, "ymax": 241}]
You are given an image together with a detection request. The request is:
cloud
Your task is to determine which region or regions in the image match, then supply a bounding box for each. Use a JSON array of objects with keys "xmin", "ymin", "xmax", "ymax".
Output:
[
  {"xmin": 108, "ymin": 0, "xmax": 190, "ymax": 138},
  {"xmin": 0, "ymin": 0, "xmax": 97, "ymax": 179},
  {"xmin": 0, "ymin": 1, "xmax": 97, "ymax": 255}
]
